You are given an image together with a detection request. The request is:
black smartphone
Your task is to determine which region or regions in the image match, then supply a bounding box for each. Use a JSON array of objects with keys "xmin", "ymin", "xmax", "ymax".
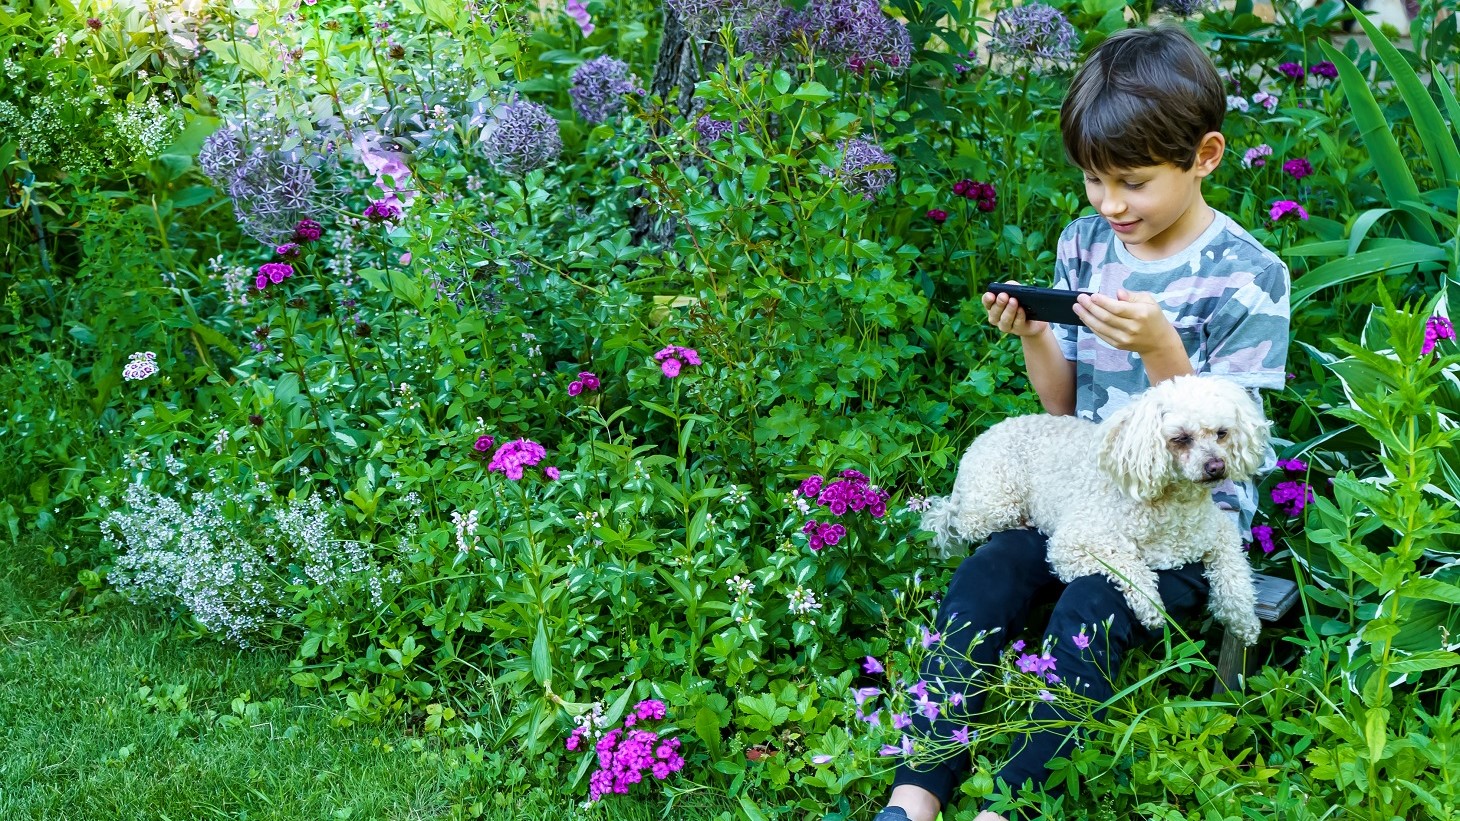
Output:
[{"xmin": 985, "ymin": 283, "xmax": 1089, "ymax": 327}]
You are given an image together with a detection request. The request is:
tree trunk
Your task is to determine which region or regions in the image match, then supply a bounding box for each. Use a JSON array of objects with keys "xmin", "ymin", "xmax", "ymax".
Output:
[{"xmin": 629, "ymin": 9, "xmax": 725, "ymax": 247}]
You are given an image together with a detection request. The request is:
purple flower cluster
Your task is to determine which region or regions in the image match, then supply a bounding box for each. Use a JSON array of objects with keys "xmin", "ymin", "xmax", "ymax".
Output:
[
  {"xmin": 275, "ymin": 242, "xmax": 301, "ymax": 259},
  {"xmin": 1423, "ymin": 316, "xmax": 1456, "ymax": 357},
  {"xmin": 829, "ymin": 137, "xmax": 896, "ymax": 200},
  {"xmin": 208, "ymin": 138, "xmax": 322, "ymax": 244},
  {"xmin": 653, "ymin": 345, "xmax": 701, "ymax": 378},
  {"xmin": 1282, "ymin": 157, "xmax": 1313, "ymax": 180},
  {"xmin": 473, "ymin": 435, "xmax": 495, "ymax": 453},
  {"xmin": 739, "ymin": 3, "xmax": 805, "ymax": 63},
  {"xmin": 481, "ymin": 99, "xmax": 563, "ymax": 177},
  {"xmin": 1250, "ymin": 523, "xmax": 1277, "ymax": 554},
  {"xmin": 1277, "ymin": 61, "xmax": 1305, "ymax": 81},
  {"xmin": 122, "ymin": 351, "xmax": 159, "ymax": 381},
  {"xmin": 802, "ymin": 0, "xmax": 912, "ymax": 75},
  {"xmin": 798, "ymin": 470, "xmax": 890, "ymax": 551},
  {"xmin": 953, "ymin": 179, "xmax": 997, "ymax": 212},
  {"xmin": 568, "ymin": 371, "xmax": 601, "ymax": 396},
  {"xmin": 666, "ymin": 0, "xmax": 752, "ymax": 38},
  {"xmin": 927, "ymin": 209, "xmax": 948, "ymax": 224},
  {"xmin": 487, "ymin": 438, "xmax": 548, "ymax": 480},
  {"xmin": 294, "ymin": 218, "xmax": 323, "ymax": 242},
  {"xmin": 1242, "ymin": 144, "xmax": 1273, "ymax": 169},
  {"xmin": 255, "ymin": 262, "xmax": 295, "ymax": 291},
  {"xmin": 695, "ymin": 114, "xmax": 741, "ymax": 146},
  {"xmin": 575, "ymin": 700, "xmax": 685, "ymax": 803},
  {"xmin": 364, "ymin": 199, "xmax": 401, "ymax": 223},
  {"xmin": 986, "ymin": 3, "xmax": 1077, "ymax": 69},
  {"xmin": 1269, "ymin": 200, "xmax": 1309, "ymax": 222},
  {"xmin": 1155, "ymin": 0, "xmax": 1217, "ymax": 16},
  {"xmin": 1271, "ymin": 481, "xmax": 1314, "ymax": 517},
  {"xmin": 569, "ymin": 56, "xmax": 644, "ymax": 124},
  {"xmin": 1309, "ymin": 60, "xmax": 1338, "ymax": 80}
]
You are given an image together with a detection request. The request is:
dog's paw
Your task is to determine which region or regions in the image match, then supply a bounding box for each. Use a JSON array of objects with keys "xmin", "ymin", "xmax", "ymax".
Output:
[{"xmin": 1233, "ymin": 614, "xmax": 1262, "ymax": 647}]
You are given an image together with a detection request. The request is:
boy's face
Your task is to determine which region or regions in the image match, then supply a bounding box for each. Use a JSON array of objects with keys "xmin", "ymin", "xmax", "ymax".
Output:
[{"xmin": 1080, "ymin": 133, "xmax": 1225, "ymax": 260}]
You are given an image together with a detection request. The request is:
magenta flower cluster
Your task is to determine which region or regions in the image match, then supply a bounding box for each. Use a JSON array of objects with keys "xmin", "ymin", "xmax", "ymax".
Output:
[
  {"xmin": 1270, "ymin": 200, "xmax": 1309, "ymax": 222},
  {"xmin": 255, "ymin": 261, "xmax": 295, "ymax": 291},
  {"xmin": 569, "ymin": 700, "xmax": 685, "ymax": 803},
  {"xmin": 1282, "ymin": 157, "xmax": 1313, "ymax": 180},
  {"xmin": 568, "ymin": 371, "xmax": 601, "ymax": 396},
  {"xmin": 472, "ymin": 435, "xmax": 495, "ymax": 453},
  {"xmin": 952, "ymin": 179, "xmax": 997, "ymax": 212},
  {"xmin": 1270, "ymin": 456, "xmax": 1314, "ymax": 518},
  {"xmin": 653, "ymin": 345, "xmax": 701, "ymax": 378},
  {"xmin": 799, "ymin": 469, "xmax": 890, "ymax": 551},
  {"xmin": 363, "ymin": 199, "xmax": 401, "ymax": 223},
  {"xmin": 1423, "ymin": 316, "xmax": 1455, "ymax": 357},
  {"xmin": 293, "ymin": 218, "xmax": 323, "ymax": 242},
  {"xmin": 1250, "ymin": 523, "xmax": 1277, "ymax": 554},
  {"xmin": 487, "ymin": 437, "xmax": 557, "ymax": 481},
  {"xmin": 1277, "ymin": 61, "xmax": 1305, "ymax": 81}
]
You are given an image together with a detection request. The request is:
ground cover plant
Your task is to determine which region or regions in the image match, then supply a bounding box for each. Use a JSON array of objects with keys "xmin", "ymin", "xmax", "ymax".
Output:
[{"xmin": 3, "ymin": 0, "xmax": 1460, "ymax": 818}]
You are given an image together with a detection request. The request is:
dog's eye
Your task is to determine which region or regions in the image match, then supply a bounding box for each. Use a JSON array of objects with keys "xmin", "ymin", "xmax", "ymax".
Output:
[
  {"xmin": 1169, "ymin": 434, "xmax": 1192, "ymax": 447},
  {"xmin": 1217, "ymin": 429, "xmax": 1229, "ymax": 440}
]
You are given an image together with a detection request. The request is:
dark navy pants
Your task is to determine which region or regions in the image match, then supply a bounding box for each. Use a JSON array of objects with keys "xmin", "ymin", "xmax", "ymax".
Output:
[{"xmin": 892, "ymin": 528, "xmax": 1210, "ymax": 811}]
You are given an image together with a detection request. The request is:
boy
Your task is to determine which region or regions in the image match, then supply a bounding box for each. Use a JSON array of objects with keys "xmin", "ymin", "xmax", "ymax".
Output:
[{"xmin": 873, "ymin": 23, "xmax": 1290, "ymax": 821}]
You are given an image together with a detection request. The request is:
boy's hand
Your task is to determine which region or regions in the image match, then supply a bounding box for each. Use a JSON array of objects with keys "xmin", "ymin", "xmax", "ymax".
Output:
[
  {"xmin": 982, "ymin": 280, "xmax": 1049, "ymax": 339},
  {"xmin": 1073, "ymin": 289, "xmax": 1180, "ymax": 355}
]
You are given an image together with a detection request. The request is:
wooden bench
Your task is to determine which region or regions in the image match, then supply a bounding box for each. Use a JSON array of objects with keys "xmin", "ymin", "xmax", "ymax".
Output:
[{"xmin": 1213, "ymin": 573, "xmax": 1299, "ymax": 693}]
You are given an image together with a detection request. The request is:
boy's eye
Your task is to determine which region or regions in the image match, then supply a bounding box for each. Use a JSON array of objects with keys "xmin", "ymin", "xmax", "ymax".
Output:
[{"xmin": 1124, "ymin": 182, "xmax": 1145, "ymax": 190}]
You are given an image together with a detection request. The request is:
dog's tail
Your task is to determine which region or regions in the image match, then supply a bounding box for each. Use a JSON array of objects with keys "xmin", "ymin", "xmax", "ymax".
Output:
[{"xmin": 920, "ymin": 496, "xmax": 963, "ymax": 554}]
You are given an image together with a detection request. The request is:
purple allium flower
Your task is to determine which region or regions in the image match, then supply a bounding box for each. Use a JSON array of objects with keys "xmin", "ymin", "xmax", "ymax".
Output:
[
  {"xmin": 927, "ymin": 208, "xmax": 949, "ymax": 223},
  {"xmin": 1309, "ymin": 60, "xmax": 1338, "ymax": 80},
  {"xmin": 198, "ymin": 127, "xmax": 245, "ymax": 186},
  {"xmin": 986, "ymin": 3, "xmax": 1077, "ymax": 69},
  {"xmin": 739, "ymin": 3, "xmax": 807, "ymax": 63},
  {"xmin": 695, "ymin": 113, "xmax": 740, "ymax": 146},
  {"xmin": 1250, "ymin": 524, "xmax": 1276, "ymax": 554},
  {"xmin": 226, "ymin": 148, "xmax": 322, "ymax": 245},
  {"xmin": 1423, "ymin": 316, "xmax": 1456, "ymax": 356},
  {"xmin": 122, "ymin": 351, "xmax": 159, "ymax": 381},
  {"xmin": 1277, "ymin": 61, "xmax": 1305, "ymax": 81},
  {"xmin": 667, "ymin": 0, "xmax": 759, "ymax": 38},
  {"xmin": 1156, "ymin": 0, "xmax": 1217, "ymax": 16},
  {"xmin": 1271, "ymin": 480, "xmax": 1314, "ymax": 517},
  {"xmin": 569, "ymin": 56, "xmax": 644, "ymax": 124},
  {"xmin": 1242, "ymin": 144, "xmax": 1273, "ymax": 168},
  {"xmin": 863, "ymin": 655, "xmax": 884, "ymax": 674},
  {"xmin": 1252, "ymin": 91, "xmax": 1279, "ymax": 112},
  {"xmin": 480, "ymin": 98, "xmax": 563, "ymax": 176},
  {"xmin": 488, "ymin": 438, "xmax": 548, "ymax": 480},
  {"xmin": 293, "ymin": 218, "xmax": 323, "ymax": 242},
  {"xmin": 1270, "ymin": 200, "xmax": 1310, "ymax": 222},
  {"xmin": 473, "ymin": 435, "xmax": 495, "ymax": 453},
  {"xmin": 802, "ymin": 0, "xmax": 912, "ymax": 75},
  {"xmin": 364, "ymin": 199, "xmax": 401, "ymax": 223},
  {"xmin": 827, "ymin": 137, "xmax": 896, "ymax": 200},
  {"xmin": 1282, "ymin": 157, "xmax": 1313, "ymax": 180}
]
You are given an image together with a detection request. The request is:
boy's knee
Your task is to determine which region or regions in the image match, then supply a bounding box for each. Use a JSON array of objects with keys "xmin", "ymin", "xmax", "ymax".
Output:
[{"xmin": 1051, "ymin": 575, "xmax": 1138, "ymax": 639}]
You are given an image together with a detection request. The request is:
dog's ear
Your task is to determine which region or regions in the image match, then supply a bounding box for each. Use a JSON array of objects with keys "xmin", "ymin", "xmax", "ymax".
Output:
[
  {"xmin": 1218, "ymin": 380, "xmax": 1272, "ymax": 480},
  {"xmin": 1097, "ymin": 389, "xmax": 1171, "ymax": 501}
]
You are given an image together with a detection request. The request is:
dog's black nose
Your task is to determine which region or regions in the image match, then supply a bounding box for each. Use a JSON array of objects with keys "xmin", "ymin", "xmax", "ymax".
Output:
[{"xmin": 1204, "ymin": 458, "xmax": 1226, "ymax": 479}]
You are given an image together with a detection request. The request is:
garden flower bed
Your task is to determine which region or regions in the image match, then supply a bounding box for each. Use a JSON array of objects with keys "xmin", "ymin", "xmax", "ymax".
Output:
[{"xmin": 3, "ymin": 0, "xmax": 1459, "ymax": 817}]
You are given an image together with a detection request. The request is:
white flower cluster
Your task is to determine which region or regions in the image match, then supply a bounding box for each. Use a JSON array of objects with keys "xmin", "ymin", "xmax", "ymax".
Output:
[
  {"xmin": 209, "ymin": 254, "xmax": 253, "ymax": 307},
  {"xmin": 102, "ymin": 97, "xmax": 184, "ymax": 165},
  {"xmin": 104, "ymin": 481, "xmax": 384, "ymax": 645},
  {"xmin": 904, "ymin": 495, "xmax": 933, "ymax": 513},
  {"xmin": 727, "ymin": 575, "xmax": 755, "ymax": 598},
  {"xmin": 122, "ymin": 351, "xmax": 159, "ymax": 381},
  {"xmin": 786, "ymin": 586, "xmax": 821, "ymax": 615},
  {"xmin": 452, "ymin": 508, "xmax": 480, "ymax": 554},
  {"xmin": 784, "ymin": 490, "xmax": 812, "ymax": 516}
]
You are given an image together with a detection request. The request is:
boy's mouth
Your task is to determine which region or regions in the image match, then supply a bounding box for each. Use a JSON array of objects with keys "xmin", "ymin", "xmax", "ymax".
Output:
[{"xmin": 1109, "ymin": 219, "xmax": 1140, "ymax": 234}]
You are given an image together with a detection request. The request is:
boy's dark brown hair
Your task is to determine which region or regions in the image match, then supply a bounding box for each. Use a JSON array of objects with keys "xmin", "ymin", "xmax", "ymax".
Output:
[{"xmin": 1060, "ymin": 25, "xmax": 1226, "ymax": 173}]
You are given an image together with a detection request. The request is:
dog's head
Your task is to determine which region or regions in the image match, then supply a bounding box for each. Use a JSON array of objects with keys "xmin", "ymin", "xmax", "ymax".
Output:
[{"xmin": 1096, "ymin": 375, "xmax": 1271, "ymax": 502}]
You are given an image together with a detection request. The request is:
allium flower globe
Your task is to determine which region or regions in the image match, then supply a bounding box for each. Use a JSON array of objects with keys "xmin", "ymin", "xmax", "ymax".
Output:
[
  {"xmin": 828, "ymin": 137, "xmax": 896, "ymax": 200},
  {"xmin": 569, "ymin": 56, "xmax": 644, "ymax": 123},
  {"xmin": 480, "ymin": 99, "xmax": 563, "ymax": 176},
  {"xmin": 802, "ymin": 0, "xmax": 912, "ymax": 75},
  {"xmin": 987, "ymin": 3, "xmax": 1077, "ymax": 69}
]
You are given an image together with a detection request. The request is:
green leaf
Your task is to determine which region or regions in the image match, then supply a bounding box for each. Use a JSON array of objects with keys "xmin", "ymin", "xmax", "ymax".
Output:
[
  {"xmin": 531, "ymin": 618, "xmax": 551, "ymax": 686},
  {"xmin": 791, "ymin": 81, "xmax": 834, "ymax": 104},
  {"xmin": 1400, "ymin": 577, "xmax": 1460, "ymax": 604},
  {"xmin": 1291, "ymin": 242, "xmax": 1448, "ymax": 307},
  {"xmin": 1349, "ymin": 11, "xmax": 1460, "ymax": 185},
  {"xmin": 1386, "ymin": 651, "xmax": 1460, "ymax": 674}
]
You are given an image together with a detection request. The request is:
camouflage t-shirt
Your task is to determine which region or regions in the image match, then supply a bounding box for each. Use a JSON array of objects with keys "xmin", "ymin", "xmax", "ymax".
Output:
[{"xmin": 1048, "ymin": 211, "xmax": 1291, "ymax": 535}]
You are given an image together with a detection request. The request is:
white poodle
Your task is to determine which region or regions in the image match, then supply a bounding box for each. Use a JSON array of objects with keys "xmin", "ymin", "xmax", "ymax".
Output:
[{"xmin": 922, "ymin": 374, "xmax": 1269, "ymax": 646}]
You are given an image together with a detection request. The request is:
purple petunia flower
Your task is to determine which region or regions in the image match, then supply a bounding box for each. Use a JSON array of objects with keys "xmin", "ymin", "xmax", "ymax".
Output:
[
  {"xmin": 1270, "ymin": 200, "xmax": 1309, "ymax": 222},
  {"xmin": 569, "ymin": 56, "xmax": 644, "ymax": 124},
  {"xmin": 1282, "ymin": 157, "xmax": 1313, "ymax": 180},
  {"xmin": 481, "ymin": 98, "xmax": 563, "ymax": 177},
  {"xmin": 564, "ymin": 0, "xmax": 594, "ymax": 35},
  {"xmin": 1252, "ymin": 91, "xmax": 1279, "ymax": 112}
]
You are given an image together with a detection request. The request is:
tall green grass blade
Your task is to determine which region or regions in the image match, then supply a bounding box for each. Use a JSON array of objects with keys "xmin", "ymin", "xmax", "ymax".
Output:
[
  {"xmin": 1318, "ymin": 39, "xmax": 1438, "ymax": 245},
  {"xmin": 1437, "ymin": 80, "xmax": 1460, "ymax": 158},
  {"xmin": 1349, "ymin": 9, "xmax": 1460, "ymax": 186},
  {"xmin": 1291, "ymin": 242, "xmax": 1449, "ymax": 307}
]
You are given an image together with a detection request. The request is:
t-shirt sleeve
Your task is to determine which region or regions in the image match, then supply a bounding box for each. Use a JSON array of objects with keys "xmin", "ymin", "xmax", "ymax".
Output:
[
  {"xmin": 1202, "ymin": 261, "xmax": 1290, "ymax": 391},
  {"xmin": 1048, "ymin": 224, "xmax": 1081, "ymax": 362}
]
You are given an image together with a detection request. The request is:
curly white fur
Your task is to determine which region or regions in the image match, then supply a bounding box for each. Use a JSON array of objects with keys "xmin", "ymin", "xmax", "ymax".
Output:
[{"xmin": 922, "ymin": 374, "xmax": 1269, "ymax": 645}]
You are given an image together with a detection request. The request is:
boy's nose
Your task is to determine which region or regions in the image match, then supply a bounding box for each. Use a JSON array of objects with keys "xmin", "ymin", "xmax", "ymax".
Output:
[{"xmin": 1099, "ymin": 198, "xmax": 1125, "ymax": 217}]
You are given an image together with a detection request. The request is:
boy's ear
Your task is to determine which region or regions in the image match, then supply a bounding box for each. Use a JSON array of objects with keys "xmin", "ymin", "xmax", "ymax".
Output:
[{"xmin": 1194, "ymin": 131, "xmax": 1225, "ymax": 177}]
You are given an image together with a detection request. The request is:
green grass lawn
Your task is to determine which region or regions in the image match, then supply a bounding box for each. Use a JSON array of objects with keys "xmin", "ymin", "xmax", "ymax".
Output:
[{"xmin": 0, "ymin": 539, "xmax": 725, "ymax": 821}]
